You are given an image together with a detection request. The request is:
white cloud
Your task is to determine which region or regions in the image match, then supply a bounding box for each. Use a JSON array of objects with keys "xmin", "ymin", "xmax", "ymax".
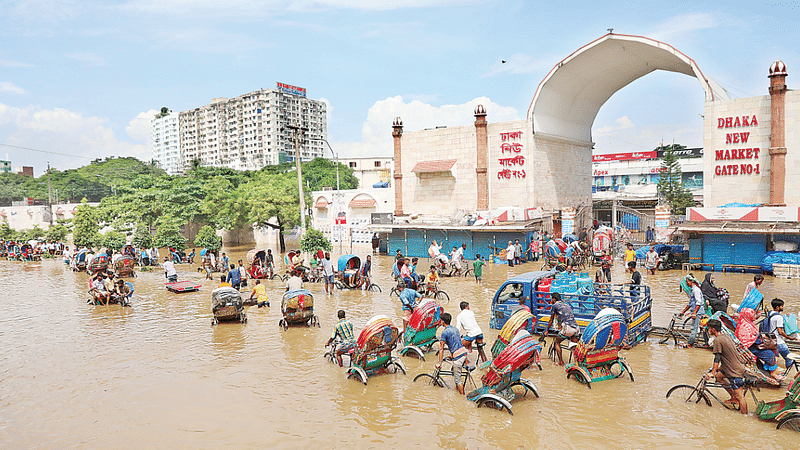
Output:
[
  {"xmin": 0, "ymin": 59, "xmax": 34, "ymax": 68},
  {"xmin": 334, "ymin": 96, "xmax": 519, "ymax": 158},
  {"xmin": 0, "ymin": 103, "xmax": 150, "ymax": 169},
  {"xmin": 126, "ymin": 109, "xmax": 159, "ymax": 142},
  {"xmin": 594, "ymin": 115, "xmax": 634, "ymax": 135},
  {"xmin": 649, "ymin": 13, "xmax": 721, "ymax": 41},
  {"xmin": 0, "ymin": 82, "xmax": 27, "ymax": 95}
]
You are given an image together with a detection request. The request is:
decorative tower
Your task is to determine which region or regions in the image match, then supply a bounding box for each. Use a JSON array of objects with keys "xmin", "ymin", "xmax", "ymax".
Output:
[
  {"xmin": 392, "ymin": 117, "xmax": 404, "ymax": 216},
  {"xmin": 768, "ymin": 60, "xmax": 788, "ymax": 206},
  {"xmin": 474, "ymin": 105, "xmax": 489, "ymax": 211}
]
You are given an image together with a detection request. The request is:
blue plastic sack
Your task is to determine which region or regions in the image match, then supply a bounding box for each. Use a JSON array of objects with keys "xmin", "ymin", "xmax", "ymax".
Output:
[
  {"xmin": 739, "ymin": 288, "xmax": 763, "ymax": 312},
  {"xmin": 760, "ymin": 251, "xmax": 800, "ymax": 273}
]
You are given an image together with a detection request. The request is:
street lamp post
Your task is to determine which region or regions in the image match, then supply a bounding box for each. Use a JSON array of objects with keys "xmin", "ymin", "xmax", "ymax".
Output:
[
  {"xmin": 310, "ymin": 137, "xmax": 341, "ymax": 253},
  {"xmin": 285, "ymin": 122, "xmax": 309, "ymax": 232}
]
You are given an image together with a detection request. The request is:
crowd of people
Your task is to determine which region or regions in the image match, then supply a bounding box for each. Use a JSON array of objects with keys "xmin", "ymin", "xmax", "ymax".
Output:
[{"xmin": 1, "ymin": 240, "xmax": 66, "ymax": 260}]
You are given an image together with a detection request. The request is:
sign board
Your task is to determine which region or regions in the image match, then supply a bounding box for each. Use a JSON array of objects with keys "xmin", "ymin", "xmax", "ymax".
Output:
[
  {"xmin": 685, "ymin": 207, "xmax": 800, "ymax": 222},
  {"xmin": 335, "ymin": 211, "xmax": 347, "ymax": 225},
  {"xmin": 592, "ymin": 151, "xmax": 656, "ymax": 162},
  {"xmin": 758, "ymin": 207, "xmax": 800, "ymax": 222},
  {"xmin": 276, "ymin": 82, "xmax": 307, "ymax": 98},
  {"xmin": 656, "ymin": 147, "xmax": 703, "ymax": 158},
  {"xmin": 371, "ymin": 212, "xmax": 394, "ymax": 225}
]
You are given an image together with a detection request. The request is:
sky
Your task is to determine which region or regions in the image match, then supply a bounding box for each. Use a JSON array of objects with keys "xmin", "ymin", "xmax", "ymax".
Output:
[{"xmin": 1, "ymin": 0, "xmax": 799, "ymax": 175}]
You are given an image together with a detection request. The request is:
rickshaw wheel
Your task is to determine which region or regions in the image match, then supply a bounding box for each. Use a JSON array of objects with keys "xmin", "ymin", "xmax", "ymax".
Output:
[
  {"xmin": 347, "ymin": 370, "xmax": 367, "ymax": 385},
  {"xmin": 389, "ymin": 288, "xmax": 399, "ymax": 297},
  {"xmin": 435, "ymin": 291, "xmax": 450, "ymax": 304},
  {"xmin": 334, "ymin": 281, "xmax": 344, "ymax": 290},
  {"xmin": 368, "ymin": 284, "xmax": 382, "ymax": 292},
  {"xmin": 777, "ymin": 413, "xmax": 800, "ymax": 431},
  {"xmin": 476, "ymin": 397, "xmax": 513, "ymax": 415},
  {"xmin": 413, "ymin": 373, "xmax": 444, "ymax": 387},
  {"xmin": 462, "ymin": 268, "xmax": 473, "ymax": 277}
]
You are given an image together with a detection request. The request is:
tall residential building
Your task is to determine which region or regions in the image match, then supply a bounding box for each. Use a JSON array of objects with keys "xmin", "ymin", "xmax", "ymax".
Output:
[
  {"xmin": 176, "ymin": 84, "xmax": 327, "ymax": 173},
  {"xmin": 151, "ymin": 109, "xmax": 182, "ymax": 175}
]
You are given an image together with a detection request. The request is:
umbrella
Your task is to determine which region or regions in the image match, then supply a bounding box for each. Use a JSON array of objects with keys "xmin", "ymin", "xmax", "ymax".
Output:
[{"xmin": 200, "ymin": 248, "xmax": 208, "ymax": 256}]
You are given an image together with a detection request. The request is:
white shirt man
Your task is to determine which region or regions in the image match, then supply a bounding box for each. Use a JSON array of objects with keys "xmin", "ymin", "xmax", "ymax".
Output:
[
  {"xmin": 506, "ymin": 242, "xmax": 515, "ymax": 266},
  {"xmin": 456, "ymin": 308, "xmax": 483, "ymax": 339},
  {"xmin": 645, "ymin": 248, "xmax": 659, "ymax": 269},
  {"xmin": 429, "ymin": 241, "xmax": 448, "ymax": 264},
  {"xmin": 163, "ymin": 260, "xmax": 177, "ymax": 277}
]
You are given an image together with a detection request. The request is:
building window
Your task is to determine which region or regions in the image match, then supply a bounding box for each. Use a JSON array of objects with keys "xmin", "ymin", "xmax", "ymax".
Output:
[
  {"xmin": 349, "ymin": 162, "xmax": 357, "ymax": 168},
  {"xmin": 374, "ymin": 161, "xmax": 381, "ymax": 167}
]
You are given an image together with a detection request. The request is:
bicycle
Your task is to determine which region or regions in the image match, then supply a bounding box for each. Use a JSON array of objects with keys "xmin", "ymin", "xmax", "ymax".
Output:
[
  {"xmin": 323, "ymin": 341, "xmax": 355, "ymax": 367},
  {"xmin": 658, "ymin": 313, "xmax": 705, "ymax": 346},
  {"xmin": 413, "ymin": 356, "xmax": 479, "ymax": 391},
  {"xmin": 666, "ymin": 373, "xmax": 759, "ymax": 411}
]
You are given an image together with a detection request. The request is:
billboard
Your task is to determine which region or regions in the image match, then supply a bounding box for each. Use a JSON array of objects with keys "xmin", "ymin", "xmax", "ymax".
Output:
[
  {"xmin": 591, "ymin": 151, "xmax": 657, "ymax": 162},
  {"xmin": 276, "ymin": 82, "xmax": 307, "ymax": 98},
  {"xmin": 656, "ymin": 147, "xmax": 703, "ymax": 158}
]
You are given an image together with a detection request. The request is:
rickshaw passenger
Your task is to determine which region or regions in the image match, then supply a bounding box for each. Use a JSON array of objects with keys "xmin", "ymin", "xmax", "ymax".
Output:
[
  {"xmin": 424, "ymin": 266, "xmax": 439, "ymax": 295},
  {"xmin": 249, "ymin": 279, "xmax": 269, "ymax": 308},
  {"xmin": 286, "ymin": 270, "xmax": 304, "ymax": 292},
  {"xmin": 736, "ymin": 308, "xmax": 784, "ymax": 382},
  {"xmin": 399, "ymin": 259, "xmax": 414, "ymax": 287},
  {"xmin": 392, "ymin": 260, "xmax": 402, "ymax": 280},
  {"xmin": 397, "ymin": 282, "xmax": 422, "ymax": 331},
  {"xmin": 541, "ymin": 292, "xmax": 580, "ymax": 366},
  {"xmin": 326, "ymin": 310, "xmax": 356, "ymax": 367},
  {"xmin": 218, "ymin": 275, "xmax": 232, "ymax": 288},
  {"xmin": 90, "ymin": 273, "xmax": 109, "ymax": 305},
  {"xmin": 237, "ymin": 260, "xmax": 248, "ymax": 287},
  {"xmin": 436, "ymin": 312, "xmax": 468, "ymax": 395},
  {"xmin": 410, "ymin": 257, "xmax": 420, "ymax": 283}
]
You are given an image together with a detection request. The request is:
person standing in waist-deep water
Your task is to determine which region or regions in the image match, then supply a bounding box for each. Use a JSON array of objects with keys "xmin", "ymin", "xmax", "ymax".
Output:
[{"xmin": 371, "ymin": 233, "xmax": 380, "ymax": 254}]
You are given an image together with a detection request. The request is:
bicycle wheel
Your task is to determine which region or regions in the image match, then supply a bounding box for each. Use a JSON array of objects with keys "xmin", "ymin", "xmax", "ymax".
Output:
[
  {"xmin": 389, "ymin": 287, "xmax": 399, "ymax": 297},
  {"xmin": 435, "ymin": 291, "xmax": 450, "ymax": 304},
  {"xmin": 665, "ymin": 384, "xmax": 712, "ymax": 407},
  {"xmin": 368, "ymin": 283, "xmax": 382, "ymax": 292},
  {"xmin": 413, "ymin": 373, "xmax": 444, "ymax": 387},
  {"xmin": 462, "ymin": 268, "xmax": 473, "ymax": 278},
  {"xmin": 777, "ymin": 413, "xmax": 800, "ymax": 431}
]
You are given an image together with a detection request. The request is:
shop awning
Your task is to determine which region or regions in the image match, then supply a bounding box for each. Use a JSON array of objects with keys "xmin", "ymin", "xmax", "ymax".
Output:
[
  {"xmin": 349, "ymin": 198, "xmax": 376, "ymax": 208},
  {"xmin": 411, "ymin": 159, "xmax": 457, "ymax": 173},
  {"xmin": 314, "ymin": 197, "xmax": 329, "ymax": 208}
]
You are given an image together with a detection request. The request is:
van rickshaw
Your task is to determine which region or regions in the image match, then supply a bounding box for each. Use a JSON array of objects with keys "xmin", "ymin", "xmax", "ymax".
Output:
[
  {"xmin": 89, "ymin": 280, "xmax": 134, "ymax": 307},
  {"xmin": 564, "ymin": 308, "xmax": 634, "ymax": 388},
  {"xmin": 88, "ymin": 249, "xmax": 109, "ymax": 274},
  {"xmin": 211, "ymin": 286, "xmax": 246, "ymax": 325},
  {"xmin": 347, "ymin": 315, "xmax": 406, "ymax": 385},
  {"xmin": 399, "ymin": 299, "xmax": 443, "ymax": 360},
  {"xmin": 112, "ymin": 253, "xmax": 136, "ymax": 278},
  {"xmin": 466, "ymin": 334, "xmax": 542, "ymax": 415},
  {"xmin": 279, "ymin": 289, "xmax": 319, "ymax": 330}
]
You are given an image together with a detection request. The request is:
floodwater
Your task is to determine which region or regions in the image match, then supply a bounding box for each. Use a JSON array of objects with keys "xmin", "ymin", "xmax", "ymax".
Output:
[{"xmin": 2, "ymin": 246, "xmax": 799, "ymax": 450}]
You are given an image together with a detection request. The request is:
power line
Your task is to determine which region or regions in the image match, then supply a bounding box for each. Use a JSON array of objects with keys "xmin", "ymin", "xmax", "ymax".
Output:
[{"xmin": 0, "ymin": 143, "xmax": 93, "ymax": 160}]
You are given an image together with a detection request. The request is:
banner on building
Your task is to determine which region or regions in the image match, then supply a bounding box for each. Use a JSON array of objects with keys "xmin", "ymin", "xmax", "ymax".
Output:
[
  {"xmin": 591, "ymin": 151, "xmax": 656, "ymax": 162},
  {"xmin": 276, "ymin": 82, "xmax": 307, "ymax": 98},
  {"xmin": 688, "ymin": 207, "xmax": 800, "ymax": 222}
]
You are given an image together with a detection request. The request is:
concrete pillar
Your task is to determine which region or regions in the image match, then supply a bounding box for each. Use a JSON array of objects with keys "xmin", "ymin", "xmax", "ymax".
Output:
[
  {"xmin": 474, "ymin": 105, "xmax": 489, "ymax": 211},
  {"xmin": 655, "ymin": 204, "xmax": 671, "ymax": 229},
  {"xmin": 768, "ymin": 60, "xmax": 788, "ymax": 206},
  {"xmin": 392, "ymin": 117, "xmax": 404, "ymax": 216},
  {"xmin": 562, "ymin": 206, "xmax": 576, "ymax": 235}
]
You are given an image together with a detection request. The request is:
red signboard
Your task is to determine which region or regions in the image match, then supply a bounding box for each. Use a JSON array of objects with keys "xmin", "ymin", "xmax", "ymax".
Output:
[{"xmin": 592, "ymin": 151, "xmax": 657, "ymax": 162}]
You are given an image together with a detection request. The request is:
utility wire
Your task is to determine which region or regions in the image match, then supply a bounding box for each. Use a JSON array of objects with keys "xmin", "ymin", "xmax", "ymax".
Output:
[{"xmin": 0, "ymin": 143, "xmax": 93, "ymax": 160}]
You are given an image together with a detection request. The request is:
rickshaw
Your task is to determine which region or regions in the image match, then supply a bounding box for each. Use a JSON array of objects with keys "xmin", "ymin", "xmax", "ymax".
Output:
[
  {"xmin": 247, "ymin": 248, "xmax": 280, "ymax": 280},
  {"xmin": 72, "ymin": 249, "xmax": 89, "ymax": 272},
  {"xmin": 279, "ymin": 289, "xmax": 319, "ymax": 330},
  {"xmin": 489, "ymin": 309, "xmax": 541, "ymax": 364},
  {"xmin": 399, "ymin": 299, "xmax": 443, "ymax": 360},
  {"xmin": 211, "ymin": 286, "xmax": 246, "ymax": 325},
  {"xmin": 347, "ymin": 315, "xmax": 406, "ymax": 384},
  {"xmin": 88, "ymin": 248, "xmax": 109, "ymax": 274},
  {"xmin": 756, "ymin": 371, "xmax": 800, "ymax": 430},
  {"xmin": 565, "ymin": 308, "xmax": 634, "ymax": 388},
  {"xmin": 112, "ymin": 253, "xmax": 136, "ymax": 278},
  {"xmin": 466, "ymin": 334, "xmax": 542, "ymax": 414},
  {"xmin": 592, "ymin": 226, "xmax": 614, "ymax": 265},
  {"xmin": 333, "ymin": 255, "xmax": 381, "ymax": 291},
  {"xmin": 88, "ymin": 280, "xmax": 134, "ymax": 307}
]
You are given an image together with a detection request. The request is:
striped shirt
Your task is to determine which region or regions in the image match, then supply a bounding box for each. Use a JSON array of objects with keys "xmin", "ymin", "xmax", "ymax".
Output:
[{"xmin": 331, "ymin": 319, "xmax": 355, "ymax": 344}]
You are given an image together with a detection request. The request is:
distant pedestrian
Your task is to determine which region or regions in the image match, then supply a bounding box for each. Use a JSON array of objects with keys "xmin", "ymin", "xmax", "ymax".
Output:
[
  {"xmin": 506, "ymin": 241, "xmax": 515, "ymax": 267},
  {"xmin": 321, "ymin": 251, "xmax": 336, "ymax": 295},
  {"xmin": 473, "ymin": 254, "xmax": 485, "ymax": 284},
  {"xmin": 372, "ymin": 233, "xmax": 380, "ymax": 254},
  {"xmin": 645, "ymin": 246, "xmax": 658, "ymax": 275},
  {"xmin": 514, "ymin": 239, "xmax": 523, "ymax": 265}
]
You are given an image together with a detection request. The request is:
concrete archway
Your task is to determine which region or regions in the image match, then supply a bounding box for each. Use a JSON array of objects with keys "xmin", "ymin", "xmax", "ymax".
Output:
[{"xmin": 528, "ymin": 33, "xmax": 730, "ymax": 143}]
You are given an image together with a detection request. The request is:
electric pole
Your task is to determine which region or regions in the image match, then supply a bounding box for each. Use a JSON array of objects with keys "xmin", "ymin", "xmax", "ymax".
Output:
[
  {"xmin": 286, "ymin": 121, "xmax": 309, "ymax": 232},
  {"xmin": 47, "ymin": 161, "xmax": 53, "ymax": 226}
]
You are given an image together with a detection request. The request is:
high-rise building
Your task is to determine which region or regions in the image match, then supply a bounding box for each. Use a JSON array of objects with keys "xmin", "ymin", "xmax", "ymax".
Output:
[
  {"xmin": 175, "ymin": 84, "xmax": 327, "ymax": 173},
  {"xmin": 151, "ymin": 109, "xmax": 182, "ymax": 175}
]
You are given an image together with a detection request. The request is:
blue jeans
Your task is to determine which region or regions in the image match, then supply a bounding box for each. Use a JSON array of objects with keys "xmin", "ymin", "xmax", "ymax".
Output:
[
  {"xmin": 688, "ymin": 313, "xmax": 705, "ymax": 346},
  {"xmin": 777, "ymin": 342, "xmax": 791, "ymax": 366}
]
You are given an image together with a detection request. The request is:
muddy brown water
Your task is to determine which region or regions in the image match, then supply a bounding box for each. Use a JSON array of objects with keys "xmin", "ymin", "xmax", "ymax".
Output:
[{"xmin": 2, "ymin": 246, "xmax": 799, "ymax": 449}]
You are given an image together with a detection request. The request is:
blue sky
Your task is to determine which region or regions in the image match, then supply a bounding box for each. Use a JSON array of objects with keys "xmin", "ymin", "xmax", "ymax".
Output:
[{"xmin": 1, "ymin": 0, "xmax": 798, "ymax": 175}]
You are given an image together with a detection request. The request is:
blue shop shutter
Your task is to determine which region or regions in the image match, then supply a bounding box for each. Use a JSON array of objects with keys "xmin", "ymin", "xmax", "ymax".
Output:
[
  {"xmin": 703, "ymin": 234, "xmax": 733, "ymax": 269},
  {"xmin": 733, "ymin": 234, "xmax": 766, "ymax": 266},
  {"xmin": 406, "ymin": 229, "xmax": 428, "ymax": 258},
  {"xmin": 688, "ymin": 238, "xmax": 702, "ymax": 263}
]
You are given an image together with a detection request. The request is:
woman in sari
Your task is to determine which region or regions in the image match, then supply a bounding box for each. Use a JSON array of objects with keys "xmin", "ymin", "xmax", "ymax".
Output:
[{"xmin": 735, "ymin": 307, "xmax": 784, "ymax": 382}]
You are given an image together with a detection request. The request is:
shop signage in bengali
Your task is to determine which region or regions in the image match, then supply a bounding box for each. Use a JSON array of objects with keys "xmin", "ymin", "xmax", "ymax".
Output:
[
  {"xmin": 497, "ymin": 131, "xmax": 525, "ymax": 179},
  {"xmin": 688, "ymin": 207, "xmax": 800, "ymax": 222}
]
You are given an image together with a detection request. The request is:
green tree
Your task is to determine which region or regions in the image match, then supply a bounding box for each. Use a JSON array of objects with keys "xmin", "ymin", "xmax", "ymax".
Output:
[
  {"xmin": 194, "ymin": 225, "xmax": 222, "ymax": 252},
  {"xmin": 45, "ymin": 224, "xmax": 69, "ymax": 242},
  {"xmin": 656, "ymin": 144, "xmax": 696, "ymax": 215},
  {"xmin": 102, "ymin": 230, "xmax": 127, "ymax": 251},
  {"xmin": 132, "ymin": 223, "xmax": 153, "ymax": 249},
  {"xmin": 153, "ymin": 218, "xmax": 188, "ymax": 251},
  {"xmin": 0, "ymin": 221, "xmax": 17, "ymax": 241},
  {"xmin": 21, "ymin": 224, "xmax": 46, "ymax": 241},
  {"xmin": 73, "ymin": 200, "xmax": 101, "ymax": 249},
  {"xmin": 300, "ymin": 228, "xmax": 331, "ymax": 253}
]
